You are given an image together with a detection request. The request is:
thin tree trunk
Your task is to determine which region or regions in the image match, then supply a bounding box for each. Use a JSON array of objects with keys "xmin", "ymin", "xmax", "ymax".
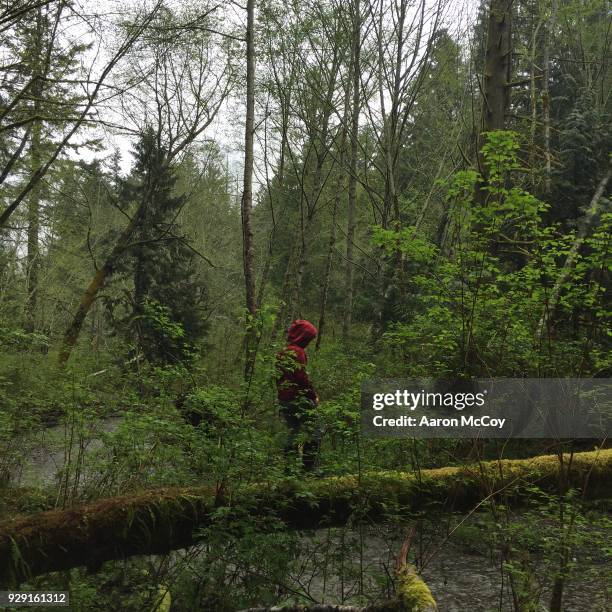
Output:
[
  {"xmin": 25, "ymin": 9, "xmax": 44, "ymax": 333},
  {"xmin": 26, "ymin": 118, "xmax": 42, "ymax": 333},
  {"xmin": 542, "ymin": 0, "xmax": 557, "ymax": 195},
  {"xmin": 270, "ymin": 244, "xmax": 297, "ymax": 343},
  {"xmin": 318, "ymin": 60, "xmax": 353, "ymax": 349},
  {"xmin": 256, "ymin": 103, "xmax": 288, "ymax": 311},
  {"xmin": 529, "ymin": 15, "xmax": 543, "ymax": 189},
  {"xmin": 316, "ymin": 196, "xmax": 337, "ymax": 350},
  {"xmin": 241, "ymin": 0, "xmax": 257, "ymax": 380},
  {"xmin": 343, "ymin": 0, "xmax": 361, "ymax": 340},
  {"xmin": 290, "ymin": 43, "xmax": 341, "ymax": 322},
  {"xmin": 290, "ymin": 212, "xmax": 310, "ymax": 320},
  {"xmin": 132, "ymin": 249, "xmax": 148, "ymax": 353}
]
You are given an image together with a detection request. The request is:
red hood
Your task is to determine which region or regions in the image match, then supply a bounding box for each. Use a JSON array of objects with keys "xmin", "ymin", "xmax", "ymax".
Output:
[{"xmin": 286, "ymin": 319, "xmax": 317, "ymax": 348}]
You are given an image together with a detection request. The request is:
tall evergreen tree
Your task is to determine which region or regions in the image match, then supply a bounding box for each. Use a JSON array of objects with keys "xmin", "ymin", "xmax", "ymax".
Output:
[{"xmin": 105, "ymin": 130, "xmax": 208, "ymax": 364}]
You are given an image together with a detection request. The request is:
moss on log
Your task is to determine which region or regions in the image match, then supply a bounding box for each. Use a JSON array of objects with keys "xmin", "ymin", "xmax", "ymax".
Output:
[
  {"xmin": 393, "ymin": 564, "xmax": 436, "ymax": 611},
  {"xmin": 0, "ymin": 450, "xmax": 610, "ymax": 586}
]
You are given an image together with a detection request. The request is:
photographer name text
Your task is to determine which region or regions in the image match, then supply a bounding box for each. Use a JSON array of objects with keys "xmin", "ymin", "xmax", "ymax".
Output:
[{"xmin": 372, "ymin": 414, "xmax": 506, "ymax": 429}]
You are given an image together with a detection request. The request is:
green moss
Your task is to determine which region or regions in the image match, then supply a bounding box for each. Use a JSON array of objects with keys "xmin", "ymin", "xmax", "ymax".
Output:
[{"xmin": 395, "ymin": 564, "xmax": 436, "ymax": 611}]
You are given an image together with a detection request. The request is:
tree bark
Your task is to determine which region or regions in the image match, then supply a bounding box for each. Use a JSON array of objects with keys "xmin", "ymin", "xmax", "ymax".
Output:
[
  {"xmin": 242, "ymin": 0, "xmax": 258, "ymax": 380},
  {"xmin": 482, "ymin": 0, "xmax": 513, "ymax": 135},
  {"xmin": 25, "ymin": 117, "xmax": 42, "ymax": 333},
  {"xmin": 542, "ymin": 0, "xmax": 558, "ymax": 195},
  {"xmin": 343, "ymin": 0, "xmax": 361, "ymax": 340},
  {"xmin": 475, "ymin": 0, "xmax": 513, "ymax": 205},
  {"xmin": 528, "ymin": 15, "xmax": 543, "ymax": 189},
  {"xmin": 1, "ymin": 450, "xmax": 609, "ymax": 586},
  {"xmin": 25, "ymin": 9, "xmax": 44, "ymax": 333},
  {"xmin": 316, "ymin": 194, "xmax": 338, "ymax": 349}
]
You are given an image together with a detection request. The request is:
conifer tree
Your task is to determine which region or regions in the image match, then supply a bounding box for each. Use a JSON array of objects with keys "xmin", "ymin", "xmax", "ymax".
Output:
[{"xmin": 105, "ymin": 129, "xmax": 207, "ymax": 364}]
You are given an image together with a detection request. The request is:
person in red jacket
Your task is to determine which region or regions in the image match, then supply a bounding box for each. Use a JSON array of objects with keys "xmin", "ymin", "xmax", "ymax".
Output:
[{"xmin": 276, "ymin": 319, "xmax": 320, "ymax": 471}]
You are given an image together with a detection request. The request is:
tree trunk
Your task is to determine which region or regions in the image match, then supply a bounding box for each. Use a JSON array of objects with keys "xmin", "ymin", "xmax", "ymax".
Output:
[
  {"xmin": 25, "ymin": 9, "xmax": 44, "ymax": 333},
  {"xmin": 290, "ymin": 42, "xmax": 341, "ymax": 322},
  {"xmin": 317, "ymin": 72, "xmax": 353, "ymax": 349},
  {"xmin": 256, "ymin": 102, "xmax": 288, "ymax": 311},
  {"xmin": 1, "ymin": 450, "xmax": 609, "ymax": 586},
  {"xmin": 242, "ymin": 0, "xmax": 257, "ymax": 380},
  {"xmin": 290, "ymin": 212, "xmax": 311, "ymax": 320},
  {"xmin": 482, "ymin": 0, "xmax": 513, "ymax": 135},
  {"xmin": 132, "ymin": 248, "xmax": 148, "ymax": 352},
  {"xmin": 25, "ymin": 119, "xmax": 42, "ymax": 333},
  {"xmin": 316, "ymin": 195, "xmax": 338, "ymax": 349},
  {"xmin": 270, "ymin": 244, "xmax": 297, "ymax": 343},
  {"xmin": 342, "ymin": 0, "xmax": 361, "ymax": 340},
  {"xmin": 528, "ymin": 15, "xmax": 543, "ymax": 189},
  {"xmin": 542, "ymin": 0, "xmax": 558, "ymax": 195},
  {"xmin": 475, "ymin": 0, "xmax": 513, "ymax": 205}
]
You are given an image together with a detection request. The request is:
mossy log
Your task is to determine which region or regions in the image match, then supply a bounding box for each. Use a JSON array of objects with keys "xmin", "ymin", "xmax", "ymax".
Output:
[{"xmin": 0, "ymin": 450, "xmax": 610, "ymax": 586}]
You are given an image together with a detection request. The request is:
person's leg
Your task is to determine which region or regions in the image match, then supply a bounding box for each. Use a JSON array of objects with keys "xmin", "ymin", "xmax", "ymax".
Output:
[
  {"xmin": 280, "ymin": 402, "xmax": 301, "ymax": 468},
  {"xmin": 302, "ymin": 438, "xmax": 320, "ymax": 471},
  {"xmin": 301, "ymin": 399, "xmax": 322, "ymax": 472}
]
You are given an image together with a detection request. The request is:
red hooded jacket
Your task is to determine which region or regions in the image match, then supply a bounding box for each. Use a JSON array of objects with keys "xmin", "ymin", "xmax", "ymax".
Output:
[{"xmin": 276, "ymin": 320, "xmax": 318, "ymax": 403}]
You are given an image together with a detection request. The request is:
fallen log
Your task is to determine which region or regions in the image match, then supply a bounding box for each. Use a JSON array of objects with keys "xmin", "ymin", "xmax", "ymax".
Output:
[{"xmin": 0, "ymin": 449, "xmax": 610, "ymax": 586}]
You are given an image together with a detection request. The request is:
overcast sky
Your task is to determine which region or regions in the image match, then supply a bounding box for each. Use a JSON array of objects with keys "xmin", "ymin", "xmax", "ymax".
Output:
[{"xmin": 72, "ymin": 0, "xmax": 477, "ymax": 199}]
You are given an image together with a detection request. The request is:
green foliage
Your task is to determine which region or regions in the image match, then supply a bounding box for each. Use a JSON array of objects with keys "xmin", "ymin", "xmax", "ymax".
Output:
[
  {"xmin": 0, "ymin": 325, "xmax": 49, "ymax": 351},
  {"xmin": 372, "ymin": 226, "xmax": 438, "ymax": 264},
  {"xmin": 173, "ymin": 511, "xmax": 297, "ymax": 610},
  {"xmin": 373, "ymin": 131, "xmax": 609, "ymax": 377}
]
